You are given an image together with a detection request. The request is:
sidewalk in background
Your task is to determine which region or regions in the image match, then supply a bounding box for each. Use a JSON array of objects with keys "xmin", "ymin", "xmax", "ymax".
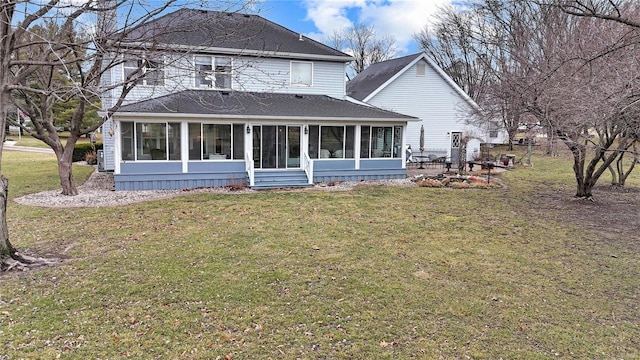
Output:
[{"xmin": 3, "ymin": 140, "xmax": 54, "ymax": 154}]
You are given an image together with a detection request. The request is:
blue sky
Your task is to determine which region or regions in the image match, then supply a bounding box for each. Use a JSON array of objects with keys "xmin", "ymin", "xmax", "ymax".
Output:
[
  {"xmin": 254, "ymin": 0, "xmax": 451, "ymax": 56},
  {"xmin": 57, "ymin": 0, "xmax": 450, "ymax": 57}
]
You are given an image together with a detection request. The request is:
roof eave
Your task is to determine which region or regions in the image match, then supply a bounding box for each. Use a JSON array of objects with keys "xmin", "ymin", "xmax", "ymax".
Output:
[
  {"xmin": 111, "ymin": 111, "xmax": 413, "ymax": 122},
  {"xmin": 120, "ymin": 42, "xmax": 355, "ymax": 62}
]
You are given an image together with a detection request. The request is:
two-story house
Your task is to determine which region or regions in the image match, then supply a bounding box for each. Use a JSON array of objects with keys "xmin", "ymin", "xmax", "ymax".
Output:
[{"xmin": 100, "ymin": 9, "xmax": 415, "ymax": 190}]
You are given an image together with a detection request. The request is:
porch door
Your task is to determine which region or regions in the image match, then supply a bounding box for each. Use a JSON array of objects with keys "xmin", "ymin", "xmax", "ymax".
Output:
[
  {"xmin": 450, "ymin": 132, "xmax": 462, "ymax": 164},
  {"xmin": 253, "ymin": 125, "xmax": 300, "ymax": 169}
]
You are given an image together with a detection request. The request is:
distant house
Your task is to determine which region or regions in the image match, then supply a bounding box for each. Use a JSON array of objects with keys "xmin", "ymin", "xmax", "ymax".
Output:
[
  {"xmin": 347, "ymin": 53, "xmax": 506, "ymax": 164},
  {"xmin": 100, "ymin": 9, "xmax": 416, "ymax": 190}
]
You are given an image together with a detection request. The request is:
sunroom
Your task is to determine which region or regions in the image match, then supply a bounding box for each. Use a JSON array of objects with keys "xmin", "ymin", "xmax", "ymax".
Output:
[{"xmin": 108, "ymin": 90, "xmax": 416, "ymax": 190}]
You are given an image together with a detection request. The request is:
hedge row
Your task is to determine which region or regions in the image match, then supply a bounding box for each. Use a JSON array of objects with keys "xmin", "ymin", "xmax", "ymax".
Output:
[{"xmin": 73, "ymin": 142, "xmax": 103, "ymax": 162}]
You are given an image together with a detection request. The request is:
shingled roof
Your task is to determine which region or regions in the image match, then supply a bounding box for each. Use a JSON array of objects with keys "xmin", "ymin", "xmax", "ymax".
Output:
[
  {"xmin": 346, "ymin": 53, "xmax": 422, "ymax": 101},
  {"xmin": 116, "ymin": 90, "xmax": 416, "ymax": 121},
  {"xmin": 123, "ymin": 9, "xmax": 351, "ymax": 61}
]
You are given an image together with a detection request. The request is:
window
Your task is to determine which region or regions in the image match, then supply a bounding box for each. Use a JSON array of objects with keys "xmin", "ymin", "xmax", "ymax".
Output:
[
  {"xmin": 123, "ymin": 57, "xmax": 164, "ymax": 86},
  {"xmin": 195, "ymin": 56, "xmax": 212, "ymax": 88},
  {"xmin": 308, "ymin": 125, "xmax": 319, "ymax": 159},
  {"xmin": 144, "ymin": 59, "xmax": 164, "ymax": 86},
  {"xmin": 291, "ymin": 61, "xmax": 312, "ymax": 86},
  {"xmin": 120, "ymin": 121, "xmax": 179, "ymax": 161},
  {"xmin": 203, "ymin": 124, "xmax": 231, "ymax": 158},
  {"xmin": 360, "ymin": 126, "xmax": 370, "ymax": 158},
  {"xmin": 195, "ymin": 56, "xmax": 232, "ymax": 89},
  {"xmin": 308, "ymin": 125, "xmax": 354, "ymax": 159},
  {"xmin": 417, "ymin": 61, "xmax": 426, "ymax": 76},
  {"xmin": 489, "ymin": 121, "xmax": 500, "ymax": 138},
  {"xmin": 361, "ymin": 126, "xmax": 403, "ymax": 158},
  {"xmin": 188, "ymin": 122, "xmax": 244, "ymax": 160},
  {"xmin": 393, "ymin": 126, "xmax": 403, "ymax": 157},
  {"xmin": 121, "ymin": 122, "xmax": 134, "ymax": 160},
  {"xmin": 123, "ymin": 59, "xmax": 142, "ymax": 84},
  {"xmin": 214, "ymin": 57, "xmax": 232, "ymax": 89}
]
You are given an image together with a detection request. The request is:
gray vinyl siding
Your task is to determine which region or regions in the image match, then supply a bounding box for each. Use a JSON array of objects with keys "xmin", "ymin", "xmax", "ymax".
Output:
[
  {"xmin": 113, "ymin": 159, "xmax": 404, "ymax": 190},
  {"xmin": 366, "ymin": 59, "xmax": 482, "ymax": 159},
  {"xmin": 115, "ymin": 161, "xmax": 246, "ymax": 190},
  {"xmin": 111, "ymin": 54, "xmax": 348, "ymax": 106},
  {"xmin": 227, "ymin": 57, "xmax": 347, "ymax": 97},
  {"xmin": 312, "ymin": 159, "xmax": 404, "ymax": 183},
  {"xmin": 101, "ymin": 120, "xmax": 116, "ymax": 171},
  {"xmin": 99, "ymin": 61, "xmax": 116, "ymax": 171}
]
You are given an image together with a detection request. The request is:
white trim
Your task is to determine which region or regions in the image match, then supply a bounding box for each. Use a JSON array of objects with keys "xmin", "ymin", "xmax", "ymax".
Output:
[
  {"xmin": 354, "ymin": 124, "xmax": 361, "ymax": 169},
  {"xmin": 290, "ymin": 60, "xmax": 313, "ymax": 87},
  {"xmin": 181, "ymin": 122, "xmax": 189, "ymax": 172},
  {"xmin": 113, "ymin": 119, "xmax": 121, "ymax": 174},
  {"xmin": 113, "ymin": 112, "xmax": 412, "ymax": 123},
  {"xmin": 121, "ymin": 42, "xmax": 354, "ymax": 62}
]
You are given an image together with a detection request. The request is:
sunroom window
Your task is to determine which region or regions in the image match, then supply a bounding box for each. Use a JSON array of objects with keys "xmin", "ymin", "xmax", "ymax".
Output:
[
  {"xmin": 120, "ymin": 121, "xmax": 179, "ymax": 161},
  {"xmin": 188, "ymin": 122, "xmax": 245, "ymax": 160},
  {"xmin": 308, "ymin": 125, "xmax": 354, "ymax": 159},
  {"xmin": 195, "ymin": 56, "xmax": 232, "ymax": 89},
  {"xmin": 361, "ymin": 126, "xmax": 403, "ymax": 158}
]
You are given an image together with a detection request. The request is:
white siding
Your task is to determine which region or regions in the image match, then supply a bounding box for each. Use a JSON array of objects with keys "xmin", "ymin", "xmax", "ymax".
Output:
[
  {"xmin": 109, "ymin": 54, "xmax": 348, "ymax": 106},
  {"xmin": 234, "ymin": 57, "xmax": 346, "ymax": 98},
  {"xmin": 366, "ymin": 59, "xmax": 485, "ymax": 158}
]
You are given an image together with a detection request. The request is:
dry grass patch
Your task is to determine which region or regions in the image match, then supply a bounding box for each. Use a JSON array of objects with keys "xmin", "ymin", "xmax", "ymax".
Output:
[{"xmin": 0, "ymin": 151, "xmax": 639, "ymax": 359}]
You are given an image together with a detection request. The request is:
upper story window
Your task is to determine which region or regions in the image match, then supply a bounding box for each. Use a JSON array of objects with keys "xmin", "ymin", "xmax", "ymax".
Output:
[
  {"xmin": 416, "ymin": 62, "xmax": 426, "ymax": 76},
  {"xmin": 291, "ymin": 61, "xmax": 313, "ymax": 86},
  {"xmin": 195, "ymin": 56, "xmax": 232, "ymax": 89},
  {"xmin": 489, "ymin": 121, "xmax": 501, "ymax": 138},
  {"xmin": 123, "ymin": 56, "xmax": 164, "ymax": 86}
]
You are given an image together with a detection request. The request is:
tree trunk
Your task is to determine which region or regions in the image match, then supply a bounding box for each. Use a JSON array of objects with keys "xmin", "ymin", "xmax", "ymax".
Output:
[
  {"xmin": 0, "ymin": 175, "xmax": 56, "ymax": 271},
  {"xmin": 607, "ymin": 162, "xmax": 619, "ymax": 186},
  {"xmin": 58, "ymin": 156, "xmax": 78, "ymax": 196},
  {"xmin": 573, "ymin": 160, "xmax": 590, "ymax": 197},
  {"xmin": 569, "ymin": 143, "xmax": 594, "ymax": 198},
  {"xmin": 616, "ymin": 151, "xmax": 637, "ymax": 187},
  {"xmin": 55, "ymin": 137, "xmax": 80, "ymax": 196},
  {"xmin": 0, "ymin": 176, "xmax": 17, "ymax": 263}
]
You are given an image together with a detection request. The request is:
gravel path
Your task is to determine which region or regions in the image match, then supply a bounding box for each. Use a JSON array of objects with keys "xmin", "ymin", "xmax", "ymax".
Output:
[{"xmin": 14, "ymin": 168, "xmax": 419, "ymax": 208}]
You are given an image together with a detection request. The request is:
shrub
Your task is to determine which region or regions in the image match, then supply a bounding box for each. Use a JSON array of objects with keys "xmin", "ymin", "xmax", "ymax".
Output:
[
  {"xmin": 417, "ymin": 179, "xmax": 444, "ymax": 188},
  {"xmin": 73, "ymin": 142, "xmax": 102, "ymax": 162}
]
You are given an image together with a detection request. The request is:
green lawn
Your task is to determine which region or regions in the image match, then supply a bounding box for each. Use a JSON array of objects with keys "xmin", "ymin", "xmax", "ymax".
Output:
[
  {"xmin": 1, "ymin": 151, "xmax": 639, "ymax": 359},
  {"xmin": 6, "ymin": 131, "xmax": 99, "ymax": 148}
]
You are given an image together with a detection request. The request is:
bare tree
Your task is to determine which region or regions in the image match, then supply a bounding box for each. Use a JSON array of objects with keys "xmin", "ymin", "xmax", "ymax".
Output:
[
  {"xmin": 415, "ymin": 2, "xmax": 541, "ymax": 150},
  {"xmin": 326, "ymin": 22, "xmax": 396, "ymax": 79},
  {"xmin": 428, "ymin": 0, "xmax": 640, "ymax": 198},
  {"xmin": 509, "ymin": 1, "xmax": 640, "ymax": 197},
  {"xmin": 548, "ymin": 0, "xmax": 640, "ymax": 27},
  {"xmin": 0, "ymin": 0, "xmax": 251, "ymax": 271},
  {"xmin": 414, "ymin": 5, "xmax": 491, "ymax": 103},
  {"xmin": 542, "ymin": 0, "xmax": 640, "ymax": 184}
]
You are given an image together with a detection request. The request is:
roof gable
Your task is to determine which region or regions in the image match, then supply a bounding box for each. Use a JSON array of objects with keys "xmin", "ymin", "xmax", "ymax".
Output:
[
  {"xmin": 346, "ymin": 52, "xmax": 481, "ymax": 112},
  {"xmin": 346, "ymin": 53, "xmax": 421, "ymax": 101},
  {"xmin": 123, "ymin": 9, "xmax": 352, "ymax": 61}
]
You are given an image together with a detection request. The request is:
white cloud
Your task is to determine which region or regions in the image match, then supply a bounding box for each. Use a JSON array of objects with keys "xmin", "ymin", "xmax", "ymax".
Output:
[{"xmin": 302, "ymin": 0, "xmax": 450, "ymax": 54}]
